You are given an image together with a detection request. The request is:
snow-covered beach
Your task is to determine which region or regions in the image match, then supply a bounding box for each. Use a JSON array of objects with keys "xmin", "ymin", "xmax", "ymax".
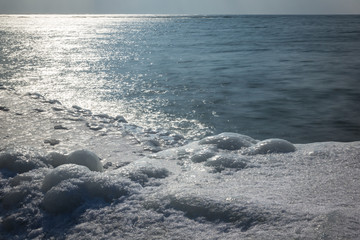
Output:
[{"xmin": 1, "ymin": 87, "xmax": 359, "ymax": 239}]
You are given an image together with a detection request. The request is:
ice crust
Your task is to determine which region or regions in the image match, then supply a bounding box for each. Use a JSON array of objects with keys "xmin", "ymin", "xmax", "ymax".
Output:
[{"xmin": 1, "ymin": 90, "xmax": 360, "ymax": 239}]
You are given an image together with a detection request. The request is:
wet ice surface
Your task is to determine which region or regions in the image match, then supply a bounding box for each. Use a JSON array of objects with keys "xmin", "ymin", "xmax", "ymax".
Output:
[
  {"xmin": 0, "ymin": 88, "xmax": 185, "ymax": 162},
  {"xmin": 1, "ymin": 88, "xmax": 360, "ymax": 239}
]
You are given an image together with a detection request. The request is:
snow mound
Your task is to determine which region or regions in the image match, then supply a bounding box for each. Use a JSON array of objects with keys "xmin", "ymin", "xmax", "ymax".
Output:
[
  {"xmin": 205, "ymin": 155, "xmax": 248, "ymax": 172},
  {"xmin": 199, "ymin": 132, "xmax": 257, "ymax": 150},
  {"xmin": 2, "ymin": 186, "xmax": 30, "ymax": 208},
  {"xmin": 44, "ymin": 150, "xmax": 102, "ymax": 171},
  {"xmin": 67, "ymin": 150, "xmax": 103, "ymax": 172},
  {"xmin": 2, "ymin": 168, "xmax": 49, "ymax": 209},
  {"xmin": 42, "ymin": 178, "xmax": 85, "ymax": 213},
  {"xmin": 41, "ymin": 164, "xmax": 141, "ymax": 213},
  {"xmin": 244, "ymin": 139, "xmax": 296, "ymax": 155},
  {"xmin": 114, "ymin": 161, "xmax": 171, "ymax": 185},
  {"xmin": 44, "ymin": 152, "xmax": 68, "ymax": 167},
  {"xmin": 190, "ymin": 146, "xmax": 217, "ymax": 163},
  {"xmin": 41, "ymin": 164, "xmax": 90, "ymax": 192},
  {"xmin": 9, "ymin": 168, "xmax": 50, "ymax": 187},
  {"xmin": 0, "ymin": 152, "xmax": 48, "ymax": 174},
  {"xmin": 146, "ymin": 194, "xmax": 271, "ymax": 231}
]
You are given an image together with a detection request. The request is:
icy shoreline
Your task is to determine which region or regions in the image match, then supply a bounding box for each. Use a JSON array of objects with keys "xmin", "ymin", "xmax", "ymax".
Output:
[
  {"xmin": 0, "ymin": 87, "xmax": 187, "ymax": 160},
  {"xmin": 1, "ymin": 87, "xmax": 360, "ymax": 239}
]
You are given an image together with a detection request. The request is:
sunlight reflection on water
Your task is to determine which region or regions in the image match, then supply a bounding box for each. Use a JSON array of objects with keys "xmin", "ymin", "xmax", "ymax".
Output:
[{"xmin": 1, "ymin": 15, "xmax": 360, "ymax": 142}]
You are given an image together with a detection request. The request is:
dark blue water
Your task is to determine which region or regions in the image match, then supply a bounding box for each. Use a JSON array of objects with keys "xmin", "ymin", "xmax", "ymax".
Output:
[{"xmin": 1, "ymin": 15, "xmax": 360, "ymax": 143}]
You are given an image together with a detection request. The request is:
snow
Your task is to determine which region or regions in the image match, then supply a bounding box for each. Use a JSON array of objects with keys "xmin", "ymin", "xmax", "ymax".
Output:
[
  {"xmin": 42, "ymin": 178, "xmax": 85, "ymax": 213},
  {"xmin": 44, "ymin": 152, "xmax": 68, "ymax": 168},
  {"xmin": 41, "ymin": 164, "xmax": 140, "ymax": 213},
  {"xmin": 0, "ymin": 152, "xmax": 48, "ymax": 175},
  {"xmin": 67, "ymin": 150, "xmax": 103, "ymax": 172},
  {"xmin": 1, "ymin": 89, "xmax": 360, "ymax": 239},
  {"xmin": 41, "ymin": 164, "xmax": 91, "ymax": 192},
  {"xmin": 199, "ymin": 132, "xmax": 257, "ymax": 150},
  {"xmin": 243, "ymin": 138, "xmax": 296, "ymax": 155}
]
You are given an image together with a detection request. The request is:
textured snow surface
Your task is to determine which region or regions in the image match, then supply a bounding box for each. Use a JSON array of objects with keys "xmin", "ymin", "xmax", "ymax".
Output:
[
  {"xmin": 1, "ymin": 89, "xmax": 360, "ymax": 239},
  {"xmin": 1, "ymin": 139, "xmax": 359, "ymax": 239}
]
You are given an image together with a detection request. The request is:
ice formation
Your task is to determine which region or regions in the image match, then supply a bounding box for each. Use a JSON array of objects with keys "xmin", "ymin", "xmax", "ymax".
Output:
[
  {"xmin": 0, "ymin": 152, "xmax": 48, "ymax": 175},
  {"xmin": 41, "ymin": 164, "xmax": 140, "ymax": 213},
  {"xmin": 44, "ymin": 150, "xmax": 103, "ymax": 172},
  {"xmin": 1, "ymin": 90, "xmax": 359, "ymax": 239},
  {"xmin": 243, "ymin": 138, "xmax": 296, "ymax": 155},
  {"xmin": 199, "ymin": 132, "xmax": 258, "ymax": 150},
  {"xmin": 66, "ymin": 150, "xmax": 103, "ymax": 172}
]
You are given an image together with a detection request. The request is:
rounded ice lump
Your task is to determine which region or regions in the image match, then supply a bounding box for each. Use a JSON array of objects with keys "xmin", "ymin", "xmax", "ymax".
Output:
[
  {"xmin": 199, "ymin": 132, "xmax": 257, "ymax": 150},
  {"xmin": 243, "ymin": 139, "xmax": 296, "ymax": 155},
  {"xmin": 41, "ymin": 164, "xmax": 141, "ymax": 213},
  {"xmin": 45, "ymin": 150, "xmax": 102, "ymax": 171},
  {"xmin": 205, "ymin": 155, "xmax": 248, "ymax": 172},
  {"xmin": 114, "ymin": 161, "xmax": 170, "ymax": 185},
  {"xmin": 45, "ymin": 152, "xmax": 68, "ymax": 168},
  {"xmin": 42, "ymin": 164, "xmax": 91, "ymax": 192},
  {"xmin": 67, "ymin": 150, "xmax": 103, "ymax": 172},
  {"xmin": 42, "ymin": 179, "xmax": 84, "ymax": 213},
  {"xmin": 190, "ymin": 147, "xmax": 217, "ymax": 163}
]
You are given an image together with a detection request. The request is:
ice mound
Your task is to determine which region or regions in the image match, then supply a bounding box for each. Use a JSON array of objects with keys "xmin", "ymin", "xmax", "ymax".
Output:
[
  {"xmin": 204, "ymin": 155, "xmax": 248, "ymax": 172},
  {"xmin": 45, "ymin": 152, "xmax": 68, "ymax": 167},
  {"xmin": 41, "ymin": 164, "xmax": 140, "ymax": 213},
  {"xmin": 2, "ymin": 168, "xmax": 49, "ymax": 210},
  {"xmin": 41, "ymin": 164, "xmax": 91, "ymax": 192},
  {"xmin": 2, "ymin": 187, "xmax": 30, "ymax": 208},
  {"xmin": 0, "ymin": 152, "xmax": 48, "ymax": 175},
  {"xmin": 190, "ymin": 146, "xmax": 217, "ymax": 163},
  {"xmin": 67, "ymin": 150, "xmax": 103, "ymax": 172},
  {"xmin": 44, "ymin": 150, "xmax": 102, "ymax": 171},
  {"xmin": 42, "ymin": 179, "xmax": 86, "ymax": 213},
  {"xmin": 114, "ymin": 161, "xmax": 171, "ymax": 185},
  {"xmin": 243, "ymin": 138, "xmax": 296, "ymax": 155},
  {"xmin": 146, "ymin": 194, "xmax": 270, "ymax": 231},
  {"xmin": 9, "ymin": 168, "xmax": 50, "ymax": 187},
  {"xmin": 199, "ymin": 132, "xmax": 257, "ymax": 150}
]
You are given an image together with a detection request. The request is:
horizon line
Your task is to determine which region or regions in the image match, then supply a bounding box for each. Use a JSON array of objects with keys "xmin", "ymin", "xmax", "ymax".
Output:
[{"xmin": 1, "ymin": 13, "xmax": 360, "ymax": 16}]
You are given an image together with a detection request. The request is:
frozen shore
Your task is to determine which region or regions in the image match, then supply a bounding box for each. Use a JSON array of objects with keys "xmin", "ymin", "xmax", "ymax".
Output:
[{"xmin": 1, "ymin": 87, "xmax": 360, "ymax": 239}]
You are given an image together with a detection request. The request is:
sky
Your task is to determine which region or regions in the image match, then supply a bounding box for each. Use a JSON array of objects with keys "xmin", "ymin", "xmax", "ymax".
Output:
[{"xmin": 0, "ymin": 0, "xmax": 360, "ymax": 14}]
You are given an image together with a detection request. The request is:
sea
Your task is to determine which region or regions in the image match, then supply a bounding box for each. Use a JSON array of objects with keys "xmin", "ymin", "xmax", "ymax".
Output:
[{"xmin": 1, "ymin": 14, "xmax": 360, "ymax": 143}]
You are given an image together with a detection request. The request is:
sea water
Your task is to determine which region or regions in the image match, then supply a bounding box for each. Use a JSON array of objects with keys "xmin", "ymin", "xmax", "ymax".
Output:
[{"xmin": 1, "ymin": 15, "xmax": 360, "ymax": 143}]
